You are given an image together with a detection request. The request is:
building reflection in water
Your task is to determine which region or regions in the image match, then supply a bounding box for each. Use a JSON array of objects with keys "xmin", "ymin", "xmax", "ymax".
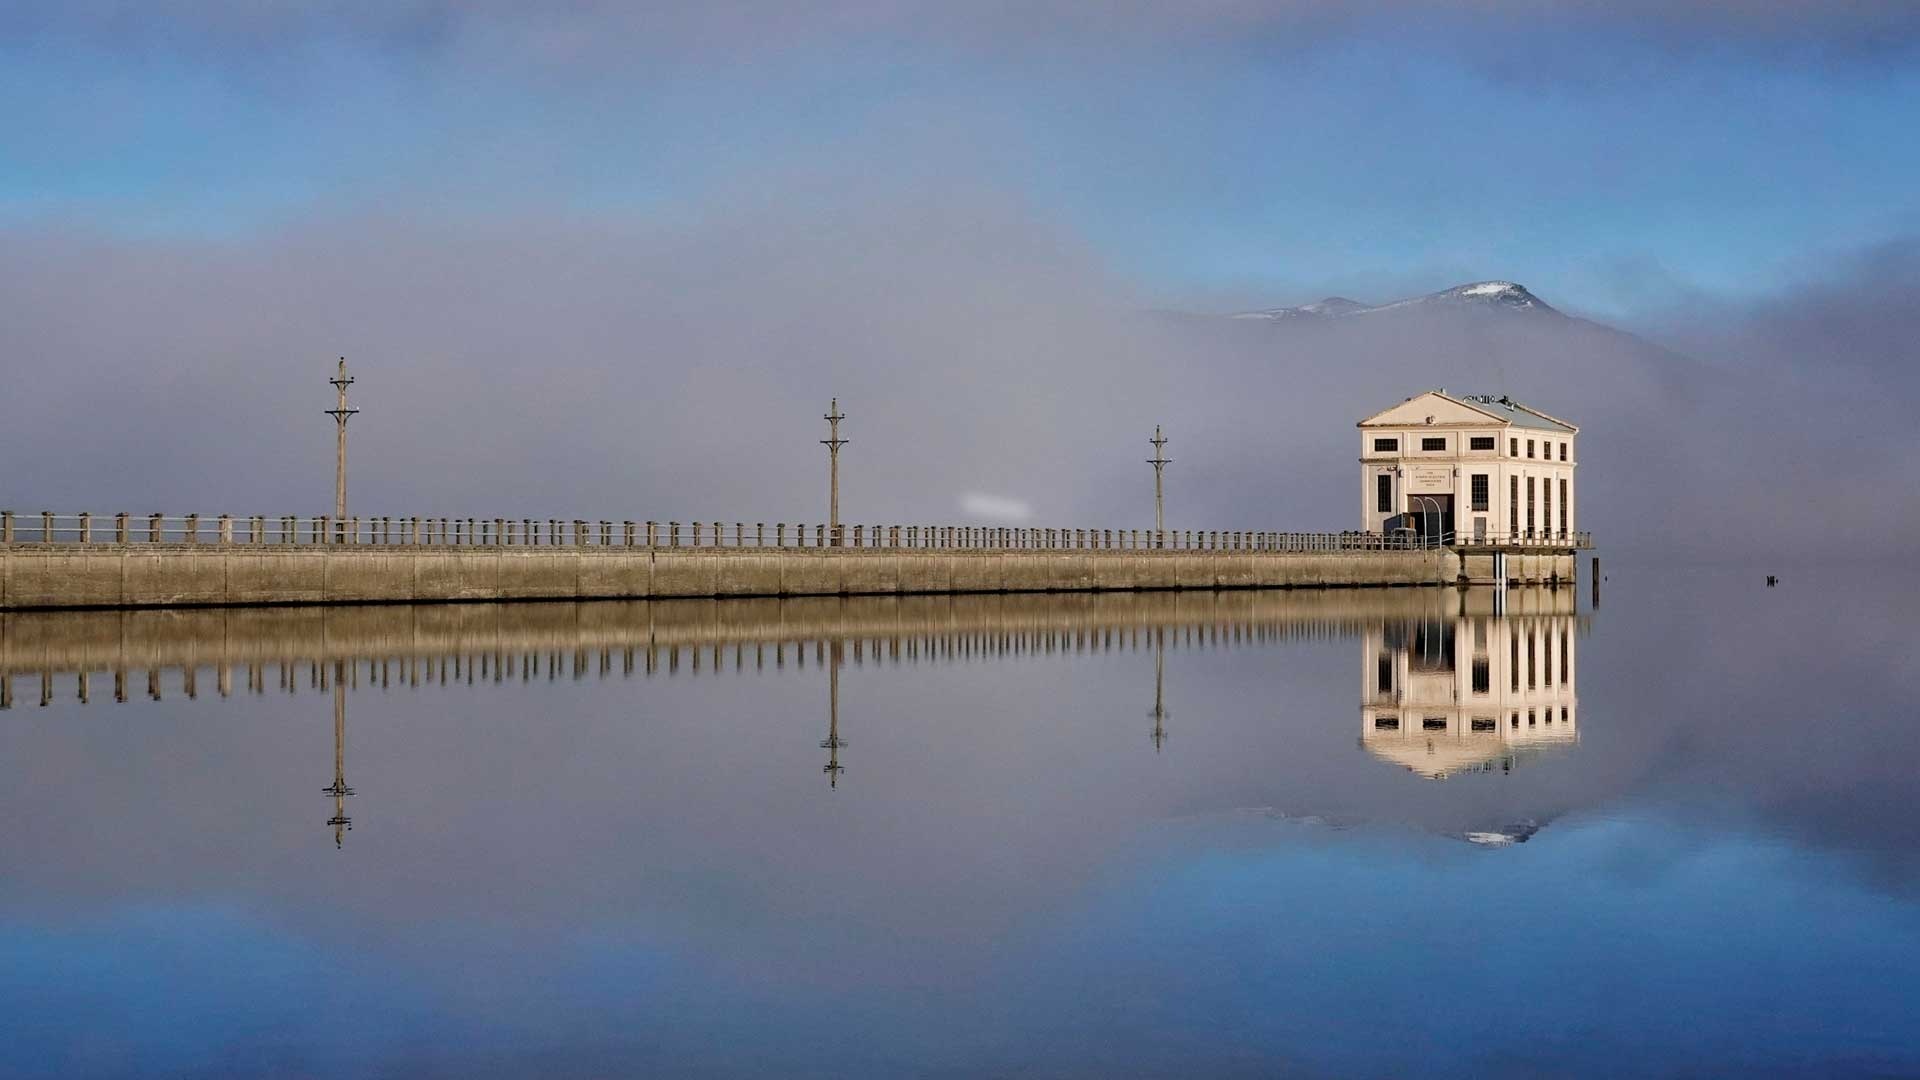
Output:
[{"xmin": 1361, "ymin": 594, "xmax": 1580, "ymax": 779}]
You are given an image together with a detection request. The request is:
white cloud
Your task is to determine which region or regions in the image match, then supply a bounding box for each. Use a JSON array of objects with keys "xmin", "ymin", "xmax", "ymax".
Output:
[{"xmin": 959, "ymin": 492, "xmax": 1033, "ymax": 522}]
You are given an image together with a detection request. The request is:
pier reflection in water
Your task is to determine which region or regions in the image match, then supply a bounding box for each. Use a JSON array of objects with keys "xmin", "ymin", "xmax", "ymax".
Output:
[
  {"xmin": 0, "ymin": 589, "xmax": 1590, "ymax": 852},
  {"xmin": 7, "ymin": 575, "xmax": 1920, "ymax": 1077}
]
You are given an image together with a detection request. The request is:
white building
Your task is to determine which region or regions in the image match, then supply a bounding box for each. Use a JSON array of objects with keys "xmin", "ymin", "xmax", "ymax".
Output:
[{"xmin": 1357, "ymin": 391, "xmax": 1578, "ymax": 545}]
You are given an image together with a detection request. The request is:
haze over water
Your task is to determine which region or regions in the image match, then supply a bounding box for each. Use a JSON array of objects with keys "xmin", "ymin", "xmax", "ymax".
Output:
[{"xmin": 3, "ymin": 568, "xmax": 1917, "ymax": 1077}]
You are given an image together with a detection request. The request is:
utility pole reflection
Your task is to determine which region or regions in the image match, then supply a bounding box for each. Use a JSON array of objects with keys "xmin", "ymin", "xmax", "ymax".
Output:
[
  {"xmin": 322, "ymin": 660, "xmax": 355, "ymax": 848},
  {"xmin": 1148, "ymin": 626, "xmax": 1170, "ymax": 752},
  {"xmin": 821, "ymin": 640, "xmax": 847, "ymax": 788}
]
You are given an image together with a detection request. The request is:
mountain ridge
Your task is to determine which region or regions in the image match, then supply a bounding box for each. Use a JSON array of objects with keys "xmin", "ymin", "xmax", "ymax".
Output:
[{"xmin": 1232, "ymin": 280, "xmax": 1559, "ymax": 321}]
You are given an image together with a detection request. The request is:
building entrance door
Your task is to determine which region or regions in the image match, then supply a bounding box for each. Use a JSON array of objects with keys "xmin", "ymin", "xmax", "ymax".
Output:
[{"xmin": 1408, "ymin": 495, "xmax": 1454, "ymax": 546}]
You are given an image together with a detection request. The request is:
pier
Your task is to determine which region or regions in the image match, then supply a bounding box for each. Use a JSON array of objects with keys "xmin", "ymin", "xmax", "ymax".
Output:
[{"xmin": 0, "ymin": 511, "xmax": 1585, "ymax": 611}]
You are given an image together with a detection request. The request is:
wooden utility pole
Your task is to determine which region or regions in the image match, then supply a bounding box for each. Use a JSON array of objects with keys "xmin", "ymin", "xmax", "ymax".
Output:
[
  {"xmin": 326, "ymin": 358, "xmax": 358, "ymax": 543},
  {"xmin": 1148, "ymin": 425, "xmax": 1171, "ymax": 548},
  {"xmin": 822, "ymin": 399, "xmax": 847, "ymax": 546}
]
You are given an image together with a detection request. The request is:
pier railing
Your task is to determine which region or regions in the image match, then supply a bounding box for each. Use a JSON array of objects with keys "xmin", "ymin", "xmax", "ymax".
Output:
[{"xmin": 0, "ymin": 512, "xmax": 1589, "ymax": 553}]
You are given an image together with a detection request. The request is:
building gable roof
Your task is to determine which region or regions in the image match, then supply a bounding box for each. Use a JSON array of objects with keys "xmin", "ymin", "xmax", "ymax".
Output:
[{"xmin": 1357, "ymin": 390, "xmax": 1577, "ymax": 433}]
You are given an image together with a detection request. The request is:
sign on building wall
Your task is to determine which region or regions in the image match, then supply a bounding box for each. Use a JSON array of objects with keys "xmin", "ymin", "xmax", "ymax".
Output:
[{"xmin": 1408, "ymin": 467, "xmax": 1453, "ymax": 494}]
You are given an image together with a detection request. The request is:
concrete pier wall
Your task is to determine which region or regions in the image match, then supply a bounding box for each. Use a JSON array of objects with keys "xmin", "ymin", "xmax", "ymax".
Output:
[{"xmin": 0, "ymin": 544, "xmax": 1543, "ymax": 611}]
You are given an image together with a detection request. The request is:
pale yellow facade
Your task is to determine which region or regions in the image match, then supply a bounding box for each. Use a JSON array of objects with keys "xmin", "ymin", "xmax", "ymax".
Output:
[{"xmin": 1357, "ymin": 391, "xmax": 1578, "ymax": 545}]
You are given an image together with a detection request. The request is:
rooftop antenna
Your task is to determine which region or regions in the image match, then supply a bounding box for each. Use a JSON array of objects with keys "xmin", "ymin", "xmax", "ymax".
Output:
[
  {"xmin": 1147, "ymin": 425, "xmax": 1171, "ymax": 548},
  {"xmin": 321, "ymin": 661, "xmax": 355, "ymax": 848},
  {"xmin": 822, "ymin": 399, "xmax": 848, "ymax": 547},
  {"xmin": 326, "ymin": 358, "xmax": 358, "ymax": 544}
]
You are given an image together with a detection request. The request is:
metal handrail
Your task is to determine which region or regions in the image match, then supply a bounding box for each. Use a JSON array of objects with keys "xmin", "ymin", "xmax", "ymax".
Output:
[{"xmin": 0, "ymin": 511, "xmax": 1589, "ymax": 553}]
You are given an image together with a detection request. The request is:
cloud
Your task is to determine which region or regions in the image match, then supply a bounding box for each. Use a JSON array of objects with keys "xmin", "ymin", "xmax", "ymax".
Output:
[{"xmin": 959, "ymin": 493, "xmax": 1034, "ymax": 522}]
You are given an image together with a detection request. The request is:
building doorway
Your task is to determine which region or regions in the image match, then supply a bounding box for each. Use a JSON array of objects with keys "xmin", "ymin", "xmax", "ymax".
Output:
[{"xmin": 1407, "ymin": 495, "xmax": 1454, "ymax": 546}]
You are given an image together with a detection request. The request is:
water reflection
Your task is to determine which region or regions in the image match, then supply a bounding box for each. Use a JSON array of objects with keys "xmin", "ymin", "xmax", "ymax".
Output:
[
  {"xmin": 0, "ymin": 590, "xmax": 1504, "ymax": 705},
  {"xmin": 1148, "ymin": 628, "xmax": 1170, "ymax": 752},
  {"xmin": 10, "ymin": 576, "xmax": 1920, "ymax": 1076},
  {"xmin": 823, "ymin": 641, "xmax": 846, "ymax": 788},
  {"xmin": 1361, "ymin": 595, "xmax": 1581, "ymax": 780}
]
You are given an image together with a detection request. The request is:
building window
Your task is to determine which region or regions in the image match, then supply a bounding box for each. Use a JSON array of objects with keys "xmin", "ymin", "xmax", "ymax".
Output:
[
  {"xmin": 1422, "ymin": 718, "xmax": 1447, "ymax": 732},
  {"xmin": 1470, "ymin": 474, "xmax": 1489, "ymax": 512},
  {"xmin": 1470, "ymin": 436, "xmax": 1496, "ymax": 450},
  {"xmin": 1560, "ymin": 632, "xmax": 1568, "ymax": 680},
  {"xmin": 1509, "ymin": 476, "xmax": 1519, "ymax": 537},
  {"xmin": 1526, "ymin": 476, "xmax": 1536, "ymax": 537},
  {"xmin": 1559, "ymin": 442, "xmax": 1567, "ymax": 461},
  {"xmin": 1560, "ymin": 478, "xmax": 1569, "ymax": 536},
  {"xmin": 1527, "ymin": 631, "xmax": 1537, "ymax": 689},
  {"xmin": 1471, "ymin": 717, "xmax": 1496, "ymax": 732},
  {"xmin": 1377, "ymin": 654, "xmax": 1392, "ymax": 693},
  {"xmin": 1526, "ymin": 439, "xmax": 1535, "ymax": 458},
  {"xmin": 1471, "ymin": 658, "xmax": 1490, "ymax": 694},
  {"xmin": 1374, "ymin": 716, "xmax": 1399, "ymax": 731},
  {"xmin": 1543, "ymin": 484, "xmax": 1552, "ymax": 534},
  {"xmin": 1373, "ymin": 437, "xmax": 1398, "ymax": 452},
  {"xmin": 1376, "ymin": 473, "xmax": 1392, "ymax": 513},
  {"xmin": 1510, "ymin": 633, "xmax": 1519, "ymax": 692},
  {"xmin": 1421, "ymin": 436, "xmax": 1447, "ymax": 451},
  {"xmin": 1510, "ymin": 437, "xmax": 1518, "ymax": 456}
]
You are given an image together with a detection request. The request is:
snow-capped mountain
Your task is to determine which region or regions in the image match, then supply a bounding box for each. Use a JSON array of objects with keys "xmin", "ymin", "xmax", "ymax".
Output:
[{"xmin": 1233, "ymin": 280, "xmax": 1559, "ymax": 320}]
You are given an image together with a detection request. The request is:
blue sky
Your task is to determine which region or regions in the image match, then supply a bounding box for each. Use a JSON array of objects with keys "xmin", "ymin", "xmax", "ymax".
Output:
[{"xmin": 4, "ymin": 3, "xmax": 1917, "ymax": 320}]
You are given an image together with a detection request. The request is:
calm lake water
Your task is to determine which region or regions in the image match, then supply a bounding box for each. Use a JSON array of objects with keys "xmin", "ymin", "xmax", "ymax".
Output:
[{"xmin": 3, "ymin": 567, "xmax": 1917, "ymax": 1078}]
